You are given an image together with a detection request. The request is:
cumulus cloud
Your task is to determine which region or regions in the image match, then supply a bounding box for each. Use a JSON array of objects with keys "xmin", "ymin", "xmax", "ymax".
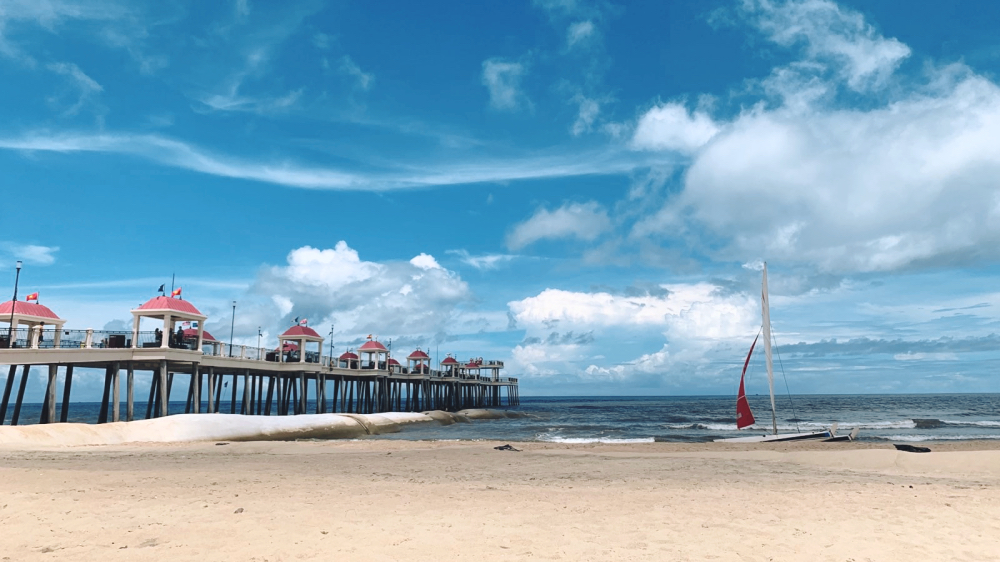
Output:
[
  {"xmin": 506, "ymin": 201, "xmax": 611, "ymax": 250},
  {"xmin": 248, "ymin": 241, "xmax": 473, "ymax": 343},
  {"xmin": 505, "ymin": 283, "xmax": 758, "ymax": 378},
  {"xmin": 630, "ymin": 102, "xmax": 719, "ymax": 153},
  {"xmin": 481, "ymin": 59, "xmax": 528, "ymax": 111},
  {"xmin": 631, "ymin": 0, "xmax": 1000, "ymax": 274}
]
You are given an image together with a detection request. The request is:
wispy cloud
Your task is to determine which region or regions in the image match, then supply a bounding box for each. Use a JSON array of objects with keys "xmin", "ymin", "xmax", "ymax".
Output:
[
  {"xmin": 0, "ymin": 242, "xmax": 59, "ymax": 266},
  {"xmin": 0, "ymin": 131, "xmax": 674, "ymax": 191},
  {"xmin": 46, "ymin": 61, "xmax": 102, "ymax": 115},
  {"xmin": 446, "ymin": 250, "xmax": 518, "ymax": 270},
  {"xmin": 340, "ymin": 55, "xmax": 373, "ymax": 90},
  {"xmin": 481, "ymin": 58, "xmax": 529, "ymax": 111}
]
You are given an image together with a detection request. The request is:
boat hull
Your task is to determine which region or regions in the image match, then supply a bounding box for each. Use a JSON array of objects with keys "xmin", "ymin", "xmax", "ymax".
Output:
[{"xmin": 713, "ymin": 430, "xmax": 834, "ymax": 443}]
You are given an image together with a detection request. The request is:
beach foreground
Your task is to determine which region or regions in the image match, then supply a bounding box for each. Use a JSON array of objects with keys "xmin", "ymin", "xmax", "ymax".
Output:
[{"xmin": 2, "ymin": 440, "xmax": 999, "ymax": 561}]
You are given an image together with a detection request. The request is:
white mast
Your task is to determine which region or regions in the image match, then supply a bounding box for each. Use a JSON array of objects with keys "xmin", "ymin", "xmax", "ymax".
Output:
[{"xmin": 761, "ymin": 262, "xmax": 777, "ymax": 435}]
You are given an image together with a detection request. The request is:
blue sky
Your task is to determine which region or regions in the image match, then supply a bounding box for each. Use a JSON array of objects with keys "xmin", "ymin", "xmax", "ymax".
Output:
[{"xmin": 3, "ymin": 0, "xmax": 1000, "ymax": 399}]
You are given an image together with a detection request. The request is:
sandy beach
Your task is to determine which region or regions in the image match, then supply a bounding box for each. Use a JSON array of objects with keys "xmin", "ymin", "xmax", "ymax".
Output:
[{"xmin": 2, "ymin": 438, "xmax": 999, "ymax": 562}]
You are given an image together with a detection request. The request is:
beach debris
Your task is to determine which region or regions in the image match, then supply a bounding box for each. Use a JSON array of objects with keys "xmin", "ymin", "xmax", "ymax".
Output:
[
  {"xmin": 494, "ymin": 444, "xmax": 521, "ymax": 452},
  {"xmin": 893, "ymin": 444, "xmax": 931, "ymax": 453},
  {"xmin": 234, "ymin": 507, "xmax": 244, "ymax": 514},
  {"xmin": 215, "ymin": 442, "xmax": 229, "ymax": 446}
]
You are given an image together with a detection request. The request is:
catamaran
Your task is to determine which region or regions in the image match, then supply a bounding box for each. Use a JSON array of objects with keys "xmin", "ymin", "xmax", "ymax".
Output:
[{"xmin": 715, "ymin": 263, "xmax": 858, "ymax": 443}]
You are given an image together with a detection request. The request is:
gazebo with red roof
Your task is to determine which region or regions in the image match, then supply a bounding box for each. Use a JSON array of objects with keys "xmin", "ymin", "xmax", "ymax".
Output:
[
  {"xmin": 1, "ymin": 300, "xmax": 66, "ymax": 348},
  {"xmin": 338, "ymin": 350, "xmax": 359, "ymax": 369},
  {"xmin": 183, "ymin": 328, "xmax": 218, "ymax": 354},
  {"xmin": 407, "ymin": 348, "xmax": 430, "ymax": 374},
  {"xmin": 440, "ymin": 354, "xmax": 459, "ymax": 376},
  {"xmin": 131, "ymin": 295, "xmax": 207, "ymax": 350},
  {"xmin": 388, "ymin": 357, "xmax": 402, "ymax": 374},
  {"xmin": 358, "ymin": 338, "xmax": 388, "ymax": 370},
  {"xmin": 278, "ymin": 323, "xmax": 324, "ymax": 363}
]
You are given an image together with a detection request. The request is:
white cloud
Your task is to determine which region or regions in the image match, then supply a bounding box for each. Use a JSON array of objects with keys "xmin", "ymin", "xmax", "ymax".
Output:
[
  {"xmin": 481, "ymin": 59, "xmax": 528, "ymax": 111},
  {"xmin": 746, "ymin": 0, "xmax": 910, "ymax": 92},
  {"xmin": 506, "ymin": 201, "xmax": 611, "ymax": 250},
  {"xmin": 409, "ymin": 253, "xmax": 442, "ymax": 271},
  {"xmin": 0, "ymin": 242, "xmax": 59, "ymax": 266},
  {"xmin": 630, "ymin": 0, "xmax": 1000, "ymax": 274},
  {"xmin": 250, "ymin": 242, "xmax": 472, "ymax": 341},
  {"xmin": 566, "ymin": 20, "xmax": 595, "ymax": 49},
  {"xmin": 630, "ymin": 102, "xmax": 720, "ymax": 153},
  {"xmin": 340, "ymin": 55, "xmax": 374, "ymax": 90},
  {"xmin": 506, "ymin": 283, "xmax": 759, "ymax": 379}
]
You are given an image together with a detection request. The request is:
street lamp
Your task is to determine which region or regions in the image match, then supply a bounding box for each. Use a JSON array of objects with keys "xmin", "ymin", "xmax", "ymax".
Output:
[
  {"xmin": 7, "ymin": 260, "xmax": 22, "ymax": 348},
  {"xmin": 229, "ymin": 300, "xmax": 236, "ymax": 357},
  {"xmin": 328, "ymin": 324, "xmax": 335, "ymax": 365}
]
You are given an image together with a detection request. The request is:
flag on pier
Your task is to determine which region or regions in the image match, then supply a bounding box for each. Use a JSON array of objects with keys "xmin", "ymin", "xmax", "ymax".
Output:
[
  {"xmin": 171, "ymin": 287, "xmax": 182, "ymax": 297},
  {"xmin": 299, "ymin": 318, "xmax": 308, "ymax": 326},
  {"xmin": 157, "ymin": 284, "xmax": 165, "ymax": 294},
  {"xmin": 25, "ymin": 292, "xmax": 38, "ymax": 301},
  {"xmin": 366, "ymin": 334, "xmax": 372, "ymax": 340}
]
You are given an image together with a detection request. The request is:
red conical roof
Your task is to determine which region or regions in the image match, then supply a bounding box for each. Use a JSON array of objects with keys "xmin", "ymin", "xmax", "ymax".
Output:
[
  {"xmin": 0, "ymin": 300, "xmax": 61, "ymax": 320},
  {"xmin": 359, "ymin": 340, "xmax": 387, "ymax": 351},
  {"xmin": 281, "ymin": 325, "xmax": 322, "ymax": 339},
  {"xmin": 339, "ymin": 351, "xmax": 359, "ymax": 360},
  {"xmin": 136, "ymin": 295, "xmax": 204, "ymax": 316},
  {"xmin": 389, "ymin": 358, "xmax": 401, "ymax": 366},
  {"xmin": 407, "ymin": 349, "xmax": 430, "ymax": 359},
  {"xmin": 182, "ymin": 328, "xmax": 217, "ymax": 342},
  {"xmin": 440, "ymin": 356, "xmax": 458, "ymax": 365}
]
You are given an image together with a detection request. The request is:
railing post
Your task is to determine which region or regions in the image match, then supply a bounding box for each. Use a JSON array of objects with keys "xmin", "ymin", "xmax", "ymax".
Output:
[
  {"xmin": 85, "ymin": 329, "xmax": 94, "ymax": 349},
  {"xmin": 240, "ymin": 346, "xmax": 246, "ymax": 359}
]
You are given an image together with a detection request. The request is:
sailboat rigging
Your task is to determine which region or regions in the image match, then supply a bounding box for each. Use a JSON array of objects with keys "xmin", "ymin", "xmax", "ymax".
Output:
[{"xmin": 715, "ymin": 263, "xmax": 858, "ymax": 443}]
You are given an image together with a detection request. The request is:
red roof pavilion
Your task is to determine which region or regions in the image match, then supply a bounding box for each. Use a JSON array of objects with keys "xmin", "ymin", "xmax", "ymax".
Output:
[
  {"xmin": 0, "ymin": 301, "xmax": 61, "ymax": 320},
  {"xmin": 359, "ymin": 339, "xmax": 387, "ymax": 352}
]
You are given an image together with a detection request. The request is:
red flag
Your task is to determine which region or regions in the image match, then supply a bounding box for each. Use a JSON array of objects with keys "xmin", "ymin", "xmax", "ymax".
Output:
[
  {"xmin": 299, "ymin": 318, "xmax": 308, "ymax": 326},
  {"xmin": 171, "ymin": 288, "xmax": 182, "ymax": 297},
  {"xmin": 25, "ymin": 292, "xmax": 38, "ymax": 301},
  {"xmin": 736, "ymin": 335, "xmax": 758, "ymax": 430}
]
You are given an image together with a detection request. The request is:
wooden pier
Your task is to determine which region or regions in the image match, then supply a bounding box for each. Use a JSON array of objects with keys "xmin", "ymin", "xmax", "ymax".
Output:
[{"xmin": 0, "ymin": 296, "xmax": 519, "ymax": 426}]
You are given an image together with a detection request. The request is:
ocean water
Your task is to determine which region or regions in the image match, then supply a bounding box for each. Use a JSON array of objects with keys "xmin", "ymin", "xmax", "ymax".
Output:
[{"xmin": 5, "ymin": 394, "xmax": 999, "ymax": 443}]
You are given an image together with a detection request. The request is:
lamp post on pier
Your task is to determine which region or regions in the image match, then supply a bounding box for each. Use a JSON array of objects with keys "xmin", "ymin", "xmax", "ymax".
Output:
[
  {"xmin": 228, "ymin": 300, "xmax": 236, "ymax": 357},
  {"xmin": 7, "ymin": 260, "xmax": 22, "ymax": 348},
  {"xmin": 328, "ymin": 324, "xmax": 335, "ymax": 366}
]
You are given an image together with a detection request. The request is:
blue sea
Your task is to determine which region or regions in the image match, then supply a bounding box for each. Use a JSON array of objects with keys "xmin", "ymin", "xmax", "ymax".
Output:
[{"xmin": 5, "ymin": 394, "xmax": 1000, "ymax": 442}]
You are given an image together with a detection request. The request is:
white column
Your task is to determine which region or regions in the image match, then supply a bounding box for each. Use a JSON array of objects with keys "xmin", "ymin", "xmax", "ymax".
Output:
[
  {"xmin": 53, "ymin": 325, "xmax": 62, "ymax": 347},
  {"xmin": 30, "ymin": 325, "xmax": 40, "ymax": 348},
  {"xmin": 85, "ymin": 328, "xmax": 94, "ymax": 349},
  {"xmin": 196, "ymin": 323, "xmax": 204, "ymax": 351},
  {"xmin": 299, "ymin": 338, "xmax": 306, "ymax": 363},
  {"xmin": 131, "ymin": 313, "xmax": 140, "ymax": 348},
  {"xmin": 161, "ymin": 314, "xmax": 171, "ymax": 348}
]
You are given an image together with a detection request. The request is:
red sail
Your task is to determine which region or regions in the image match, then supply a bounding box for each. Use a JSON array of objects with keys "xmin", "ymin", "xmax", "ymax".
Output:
[{"xmin": 736, "ymin": 335, "xmax": 758, "ymax": 430}]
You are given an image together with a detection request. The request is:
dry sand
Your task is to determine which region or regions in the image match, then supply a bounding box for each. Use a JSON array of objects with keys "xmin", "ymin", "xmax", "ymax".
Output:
[{"xmin": 1, "ymin": 439, "xmax": 999, "ymax": 562}]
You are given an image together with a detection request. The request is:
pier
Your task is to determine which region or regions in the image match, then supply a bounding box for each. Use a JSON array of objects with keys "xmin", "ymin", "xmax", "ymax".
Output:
[{"xmin": 0, "ymin": 295, "xmax": 519, "ymax": 426}]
